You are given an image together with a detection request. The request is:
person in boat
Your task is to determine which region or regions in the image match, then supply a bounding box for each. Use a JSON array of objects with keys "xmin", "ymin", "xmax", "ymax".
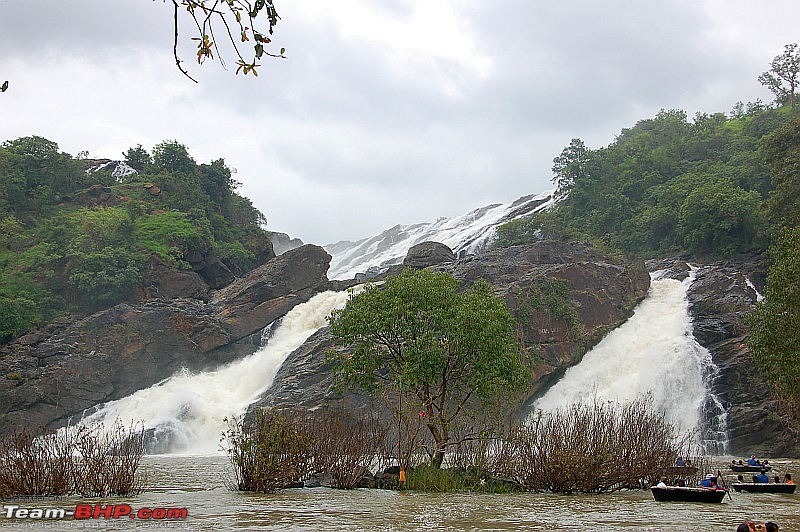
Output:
[
  {"xmin": 783, "ymin": 473, "xmax": 794, "ymax": 485},
  {"xmin": 765, "ymin": 522, "xmax": 780, "ymax": 531},
  {"xmin": 747, "ymin": 455, "xmax": 760, "ymax": 466},
  {"xmin": 701, "ymin": 474, "xmax": 718, "ymax": 488},
  {"xmin": 756, "ymin": 469, "xmax": 770, "ymax": 483},
  {"xmin": 675, "ymin": 456, "xmax": 685, "ymax": 467},
  {"xmin": 656, "ymin": 479, "xmax": 668, "ymax": 488}
]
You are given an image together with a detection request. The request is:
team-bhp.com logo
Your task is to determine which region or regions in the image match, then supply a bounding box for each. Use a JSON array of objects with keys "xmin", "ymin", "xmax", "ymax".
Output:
[{"xmin": 3, "ymin": 503, "xmax": 188, "ymax": 521}]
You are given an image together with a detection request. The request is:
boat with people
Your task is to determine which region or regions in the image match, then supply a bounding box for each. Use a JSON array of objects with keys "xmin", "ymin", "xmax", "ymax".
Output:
[
  {"xmin": 732, "ymin": 482, "xmax": 797, "ymax": 494},
  {"xmin": 729, "ymin": 456, "xmax": 772, "ymax": 473},
  {"xmin": 730, "ymin": 464, "xmax": 773, "ymax": 473},
  {"xmin": 650, "ymin": 486, "xmax": 728, "ymax": 503}
]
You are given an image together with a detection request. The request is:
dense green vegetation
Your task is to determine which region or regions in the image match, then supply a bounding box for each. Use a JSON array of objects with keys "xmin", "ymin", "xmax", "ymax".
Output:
[
  {"xmin": 746, "ymin": 118, "xmax": 800, "ymax": 421},
  {"xmin": 497, "ymin": 105, "xmax": 794, "ymax": 257},
  {"xmin": 0, "ymin": 136, "xmax": 273, "ymax": 342}
]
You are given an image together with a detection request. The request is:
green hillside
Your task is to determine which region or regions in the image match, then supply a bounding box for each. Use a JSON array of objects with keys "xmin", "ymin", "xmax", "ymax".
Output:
[
  {"xmin": 0, "ymin": 137, "xmax": 273, "ymax": 342},
  {"xmin": 496, "ymin": 105, "xmax": 796, "ymax": 257}
]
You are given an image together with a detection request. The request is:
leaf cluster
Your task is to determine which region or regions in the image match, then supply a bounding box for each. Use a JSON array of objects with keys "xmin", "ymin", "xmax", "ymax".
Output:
[{"xmin": 171, "ymin": 0, "xmax": 285, "ymax": 82}]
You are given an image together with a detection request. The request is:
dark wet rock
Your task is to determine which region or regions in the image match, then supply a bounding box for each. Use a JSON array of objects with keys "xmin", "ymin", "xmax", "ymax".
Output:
[
  {"xmin": 0, "ymin": 245, "xmax": 345, "ymax": 437},
  {"xmin": 682, "ymin": 256, "xmax": 798, "ymax": 457},
  {"xmin": 252, "ymin": 240, "xmax": 650, "ymax": 419},
  {"xmin": 403, "ymin": 241, "xmax": 456, "ymax": 269}
]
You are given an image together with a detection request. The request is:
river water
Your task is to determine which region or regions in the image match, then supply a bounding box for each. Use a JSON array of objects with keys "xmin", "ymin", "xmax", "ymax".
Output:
[{"xmin": 2, "ymin": 455, "xmax": 799, "ymax": 531}]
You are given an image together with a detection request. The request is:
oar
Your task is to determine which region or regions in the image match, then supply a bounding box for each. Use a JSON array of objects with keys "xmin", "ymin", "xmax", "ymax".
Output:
[{"xmin": 717, "ymin": 469, "xmax": 733, "ymax": 500}]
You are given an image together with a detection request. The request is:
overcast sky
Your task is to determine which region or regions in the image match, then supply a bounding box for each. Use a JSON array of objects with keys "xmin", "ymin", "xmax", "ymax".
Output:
[{"xmin": 1, "ymin": 1, "xmax": 797, "ymax": 245}]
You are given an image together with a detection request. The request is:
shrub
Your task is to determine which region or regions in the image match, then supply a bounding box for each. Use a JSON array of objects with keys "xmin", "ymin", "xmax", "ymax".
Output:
[
  {"xmin": 0, "ymin": 421, "xmax": 146, "ymax": 498},
  {"xmin": 491, "ymin": 395, "xmax": 687, "ymax": 493},
  {"xmin": 222, "ymin": 409, "xmax": 313, "ymax": 493}
]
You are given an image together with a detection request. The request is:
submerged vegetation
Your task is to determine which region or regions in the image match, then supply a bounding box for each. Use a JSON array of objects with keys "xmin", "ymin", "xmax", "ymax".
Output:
[
  {"xmin": 222, "ymin": 396, "xmax": 694, "ymax": 494},
  {"xmin": 0, "ymin": 421, "xmax": 146, "ymax": 498}
]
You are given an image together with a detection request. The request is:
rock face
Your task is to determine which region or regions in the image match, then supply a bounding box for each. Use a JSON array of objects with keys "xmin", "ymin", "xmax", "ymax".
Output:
[
  {"xmin": 0, "ymin": 245, "xmax": 347, "ymax": 437},
  {"xmin": 684, "ymin": 258, "xmax": 799, "ymax": 457},
  {"xmin": 646, "ymin": 255, "xmax": 799, "ymax": 457},
  {"xmin": 269, "ymin": 231, "xmax": 305, "ymax": 255},
  {"xmin": 253, "ymin": 240, "xmax": 650, "ymax": 416}
]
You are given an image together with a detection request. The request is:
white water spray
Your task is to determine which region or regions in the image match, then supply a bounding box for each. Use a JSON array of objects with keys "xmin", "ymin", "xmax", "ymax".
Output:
[
  {"xmin": 533, "ymin": 269, "xmax": 727, "ymax": 451},
  {"xmin": 79, "ymin": 290, "xmax": 354, "ymax": 455}
]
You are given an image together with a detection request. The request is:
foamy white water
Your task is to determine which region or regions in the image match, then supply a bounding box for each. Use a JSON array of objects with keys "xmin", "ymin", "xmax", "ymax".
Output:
[
  {"xmin": 326, "ymin": 191, "xmax": 555, "ymax": 280},
  {"xmin": 79, "ymin": 290, "xmax": 354, "ymax": 455},
  {"xmin": 533, "ymin": 270, "xmax": 726, "ymax": 446}
]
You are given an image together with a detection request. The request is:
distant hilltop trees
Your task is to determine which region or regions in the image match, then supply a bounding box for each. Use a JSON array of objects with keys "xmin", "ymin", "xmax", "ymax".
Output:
[{"xmin": 0, "ymin": 137, "xmax": 273, "ymax": 343}]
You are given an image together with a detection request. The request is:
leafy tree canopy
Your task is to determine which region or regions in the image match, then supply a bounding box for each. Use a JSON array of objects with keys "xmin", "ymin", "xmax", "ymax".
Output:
[
  {"xmin": 327, "ymin": 268, "xmax": 530, "ymax": 469},
  {"xmin": 746, "ymin": 117, "xmax": 800, "ymax": 420},
  {"xmin": 496, "ymin": 104, "xmax": 792, "ymax": 258},
  {"xmin": 759, "ymin": 43, "xmax": 800, "ymax": 113}
]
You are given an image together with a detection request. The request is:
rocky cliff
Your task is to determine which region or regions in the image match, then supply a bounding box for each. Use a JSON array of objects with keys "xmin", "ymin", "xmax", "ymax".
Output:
[
  {"xmin": 647, "ymin": 255, "xmax": 799, "ymax": 457},
  {"xmin": 0, "ymin": 245, "xmax": 351, "ymax": 436},
  {"xmin": 252, "ymin": 240, "xmax": 651, "ymax": 417}
]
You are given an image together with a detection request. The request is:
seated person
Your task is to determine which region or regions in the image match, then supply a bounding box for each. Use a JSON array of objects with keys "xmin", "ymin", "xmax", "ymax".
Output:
[
  {"xmin": 675, "ymin": 457, "xmax": 685, "ymax": 467},
  {"xmin": 747, "ymin": 455, "xmax": 759, "ymax": 466},
  {"xmin": 783, "ymin": 473, "xmax": 794, "ymax": 485},
  {"xmin": 756, "ymin": 469, "xmax": 770, "ymax": 483},
  {"xmin": 700, "ymin": 474, "xmax": 717, "ymax": 488}
]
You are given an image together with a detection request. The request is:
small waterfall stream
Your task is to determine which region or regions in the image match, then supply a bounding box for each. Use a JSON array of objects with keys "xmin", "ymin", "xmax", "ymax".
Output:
[
  {"xmin": 77, "ymin": 290, "xmax": 353, "ymax": 455},
  {"xmin": 533, "ymin": 269, "xmax": 728, "ymax": 452}
]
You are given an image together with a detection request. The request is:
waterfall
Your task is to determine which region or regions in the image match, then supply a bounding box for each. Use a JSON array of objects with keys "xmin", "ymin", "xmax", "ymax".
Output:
[
  {"xmin": 77, "ymin": 290, "xmax": 353, "ymax": 455},
  {"xmin": 533, "ymin": 269, "xmax": 727, "ymax": 452}
]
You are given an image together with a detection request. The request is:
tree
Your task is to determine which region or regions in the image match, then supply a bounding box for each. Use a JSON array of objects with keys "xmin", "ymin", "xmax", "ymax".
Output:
[
  {"xmin": 152, "ymin": 140, "xmax": 196, "ymax": 175},
  {"xmin": 169, "ymin": 0, "xmax": 285, "ymax": 82},
  {"xmin": 746, "ymin": 226, "xmax": 800, "ymax": 420},
  {"xmin": 327, "ymin": 269, "xmax": 529, "ymax": 469},
  {"xmin": 759, "ymin": 43, "xmax": 800, "ymax": 113},
  {"xmin": 123, "ymin": 144, "xmax": 152, "ymax": 173},
  {"xmin": 551, "ymin": 138, "xmax": 591, "ymax": 200},
  {"xmin": 677, "ymin": 179, "xmax": 765, "ymax": 255},
  {"xmin": 762, "ymin": 118, "xmax": 800, "ymax": 228}
]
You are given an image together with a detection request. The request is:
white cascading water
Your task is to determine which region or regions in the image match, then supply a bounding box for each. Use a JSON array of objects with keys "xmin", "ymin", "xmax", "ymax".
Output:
[
  {"xmin": 77, "ymin": 290, "xmax": 354, "ymax": 455},
  {"xmin": 533, "ymin": 268, "xmax": 727, "ymax": 452},
  {"xmin": 325, "ymin": 191, "xmax": 555, "ymax": 280}
]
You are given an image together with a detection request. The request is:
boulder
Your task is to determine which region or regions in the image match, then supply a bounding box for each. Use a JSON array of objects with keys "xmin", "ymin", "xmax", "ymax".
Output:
[{"xmin": 403, "ymin": 242, "xmax": 456, "ymax": 269}]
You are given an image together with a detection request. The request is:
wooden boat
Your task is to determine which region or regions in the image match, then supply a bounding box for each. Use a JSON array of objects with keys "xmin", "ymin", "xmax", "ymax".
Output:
[
  {"xmin": 650, "ymin": 486, "xmax": 728, "ymax": 503},
  {"xmin": 732, "ymin": 482, "xmax": 796, "ymax": 494},
  {"xmin": 729, "ymin": 464, "xmax": 772, "ymax": 473}
]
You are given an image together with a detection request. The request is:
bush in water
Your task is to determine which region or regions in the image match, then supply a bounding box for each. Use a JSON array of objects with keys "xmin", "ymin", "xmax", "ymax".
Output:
[
  {"xmin": 0, "ymin": 420, "xmax": 146, "ymax": 498},
  {"xmin": 222, "ymin": 409, "xmax": 314, "ymax": 493},
  {"xmin": 490, "ymin": 395, "xmax": 694, "ymax": 493},
  {"xmin": 223, "ymin": 408, "xmax": 392, "ymax": 491}
]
